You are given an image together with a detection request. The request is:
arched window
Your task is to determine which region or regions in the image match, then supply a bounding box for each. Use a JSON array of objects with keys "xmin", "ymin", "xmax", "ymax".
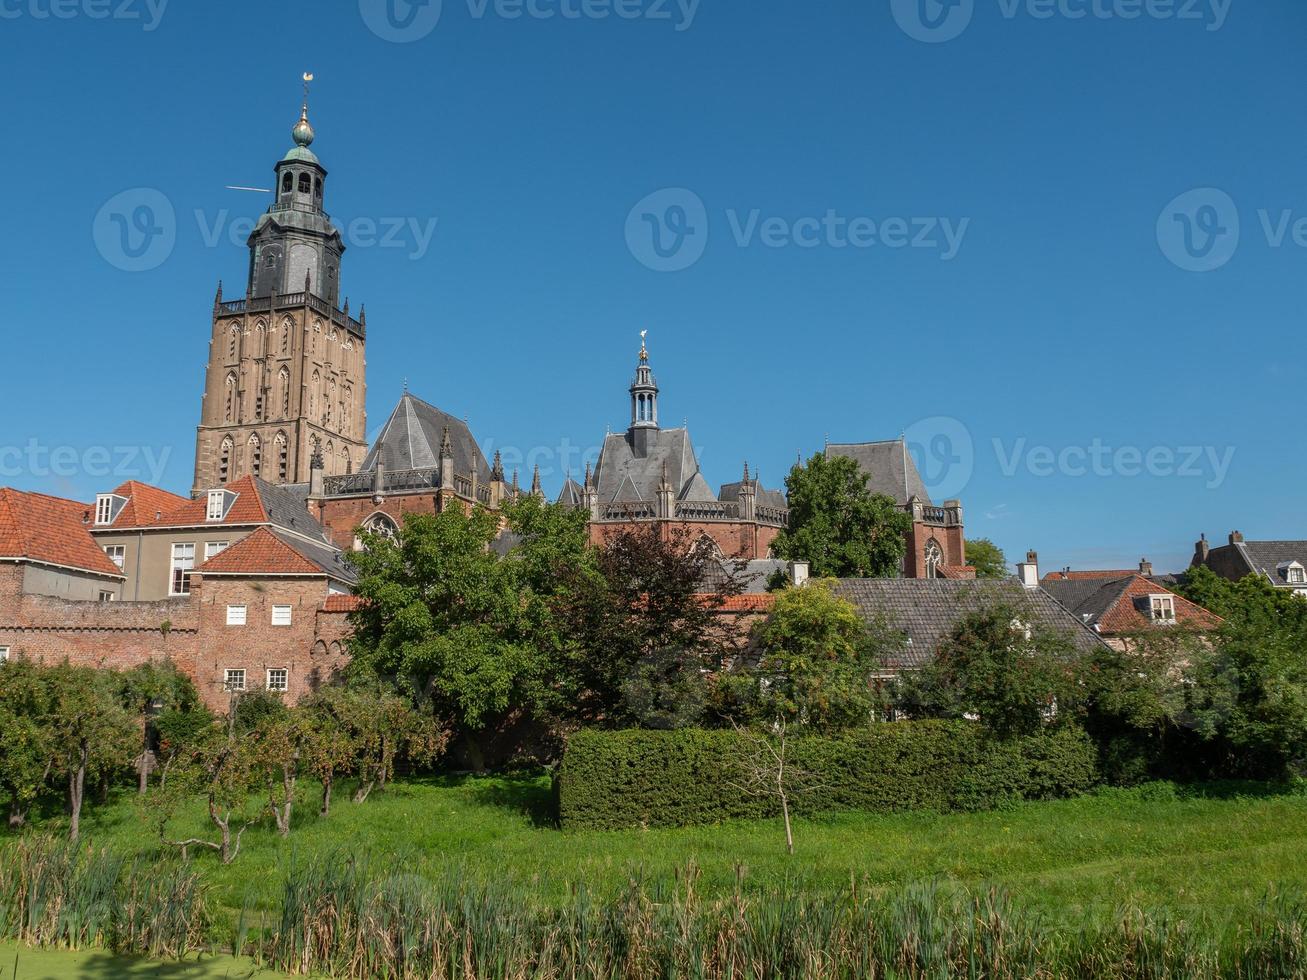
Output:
[
  {"xmin": 325, "ymin": 441, "xmax": 335, "ymax": 473},
  {"xmin": 279, "ymin": 366, "xmax": 290, "ymax": 418},
  {"xmin": 280, "ymin": 316, "xmax": 292, "ymax": 355},
  {"xmin": 219, "ymin": 437, "xmax": 233, "ymax": 483},
  {"xmin": 248, "ymin": 434, "xmax": 262, "ymax": 477},
  {"xmin": 224, "ymin": 374, "xmax": 237, "ymax": 423},
  {"xmin": 298, "ymin": 172, "xmax": 311, "ymax": 194},
  {"xmin": 314, "ymin": 177, "xmax": 323, "ymax": 200},
  {"xmin": 925, "ymin": 538, "xmax": 944, "ymax": 579},
  {"xmin": 275, "ymin": 432, "xmax": 288, "ymax": 481},
  {"xmin": 228, "ymin": 325, "xmax": 239, "ymax": 360},
  {"xmin": 358, "ymin": 511, "xmax": 399, "ymax": 549},
  {"xmin": 281, "ymin": 172, "xmax": 293, "ymax": 194},
  {"xmin": 310, "ymin": 370, "xmax": 319, "ymax": 415}
]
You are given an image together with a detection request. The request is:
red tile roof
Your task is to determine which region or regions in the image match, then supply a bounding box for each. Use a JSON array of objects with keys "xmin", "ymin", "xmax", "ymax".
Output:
[
  {"xmin": 136, "ymin": 475, "xmax": 269, "ymax": 528},
  {"xmin": 322, "ymin": 594, "xmax": 364, "ymax": 613},
  {"xmin": 0, "ymin": 488, "xmax": 125, "ymax": 578},
  {"xmin": 1096, "ymin": 576, "xmax": 1223, "ymax": 635},
  {"xmin": 196, "ymin": 527, "xmax": 323, "ymax": 577},
  {"xmin": 701, "ymin": 594, "xmax": 778, "ymax": 613},
  {"xmin": 101, "ymin": 481, "xmax": 191, "ymax": 529},
  {"xmin": 1044, "ymin": 569, "xmax": 1138, "ymax": 581}
]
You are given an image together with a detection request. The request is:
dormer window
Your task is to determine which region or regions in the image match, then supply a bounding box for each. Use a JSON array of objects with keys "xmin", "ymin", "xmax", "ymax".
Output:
[
  {"xmin": 206, "ymin": 490, "xmax": 231, "ymax": 522},
  {"xmin": 1149, "ymin": 595, "xmax": 1177, "ymax": 624},
  {"xmin": 1279, "ymin": 561, "xmax": 1306, "ymax": 585},
  {"xmin": 94, "ymin": 494, "xmax": 125, "ymax": 526}
]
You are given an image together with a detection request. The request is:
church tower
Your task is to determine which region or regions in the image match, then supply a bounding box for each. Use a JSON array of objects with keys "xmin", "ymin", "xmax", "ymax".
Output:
[
  {"xmin": 193, "ymin": 77, "xmax": 368, "ymax": 493},
  {"xmin": 628, "ymin": 332, "xmax": 660, "ymax": 458}
]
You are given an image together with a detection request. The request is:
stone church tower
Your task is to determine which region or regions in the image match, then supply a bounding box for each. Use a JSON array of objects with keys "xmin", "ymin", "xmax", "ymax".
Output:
[{"xmin": 193, "ymin": 84, "xmax": 368, "ymax": 492}]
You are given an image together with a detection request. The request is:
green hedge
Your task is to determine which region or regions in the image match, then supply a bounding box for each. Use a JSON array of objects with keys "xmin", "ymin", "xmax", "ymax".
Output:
[{"xmin": 556, "ymin": 722, "xmax": 1098, "ymax": 830}]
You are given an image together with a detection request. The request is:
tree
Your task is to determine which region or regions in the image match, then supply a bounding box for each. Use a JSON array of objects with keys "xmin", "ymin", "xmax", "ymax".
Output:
[
  {"xmin": 894, "ymin": 604, "xmax": 1082, "ymax": 740},
  {"xmin": 773, "ymin": 453, "xmax": 912, "ymax": 578},
  {"xmin": 718, "ymin": 580, "xmax": 900, "ymax": 732},
  {"xmin": 0, "ymin": 658, "xmax": 53, "ymax": 828},
  {"xmin": 965, "ymin": 539, "xmax": 1008, "ymax": 580},
  {"xmin": 117, "ymin": 660, "xmax": 201, "ymax": 794},
  {"xmin": 554, "ymin": 524, "xmax": 745, "ymax": 726},
  {"xmin": 726, "ymin": 719, "xmax": 821, "ymax": 855},
  {"xmin": 298, "ymin": 687, "xmax": 360, "ymax": 816},
  {"xmin": 250, "ymin": 710, "xmax": 302, "ymax": 837},
  {"xmin": 45, "ymin": 664, "xmax": 137, "ymax": 841}
]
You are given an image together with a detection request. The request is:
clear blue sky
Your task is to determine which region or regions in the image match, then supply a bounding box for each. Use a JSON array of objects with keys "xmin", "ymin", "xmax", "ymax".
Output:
[{"xmin": 1, "ymin": 0, "xmax": 1302, "ymax": 574}]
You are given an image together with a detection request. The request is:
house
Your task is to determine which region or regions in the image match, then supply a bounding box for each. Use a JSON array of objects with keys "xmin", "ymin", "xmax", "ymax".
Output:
[
  {"xmin": 1192, "ymin": 532, "xmax": 1307, "ymax": 596},
  {"xmin": 1029, "ymin": 552, "xmax": 1222, "ymax": 650},
  {"xmin": 830, "ymin": 575, "xmax": 1106, "ymax": 672}
]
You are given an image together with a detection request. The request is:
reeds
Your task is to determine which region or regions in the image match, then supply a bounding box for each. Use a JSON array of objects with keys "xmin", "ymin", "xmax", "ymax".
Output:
[{"xmin": 0, "ymin": 836, "xmax": 209, "ymax": 958}]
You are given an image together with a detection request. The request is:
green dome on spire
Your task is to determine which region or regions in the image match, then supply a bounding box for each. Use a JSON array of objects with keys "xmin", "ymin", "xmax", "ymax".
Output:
[{"xmin": 293, "ymin": 108, "xmax": 315, "ymax": 148}]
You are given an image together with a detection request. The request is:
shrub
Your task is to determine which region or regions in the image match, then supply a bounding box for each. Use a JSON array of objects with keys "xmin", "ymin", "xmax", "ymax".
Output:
[{"xmin": 556, "ymin": 721, "xmax": 1098, "ymax": 830}]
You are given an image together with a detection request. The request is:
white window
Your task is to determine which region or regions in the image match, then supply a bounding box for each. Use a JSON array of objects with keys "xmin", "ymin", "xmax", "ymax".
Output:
[
  {"xmin": 1150, "ymin": 595, "xmax": 1177, "ymax": 624},
  {"xmin": 266, "ymin": 668, "xmax": 289, "ymax": 692},
  {"xmin": 271, "ymin": 604, "xmax": 293, "ymax": 627},
  {"xmin": 226, "ymin": 604, "xmax": 247, "ymax": 626},
  {"xmin": 204, "ymin": 541, "xmax": 229, "ymax": 561},
  {"xmin": 206, "ymin": 490, "xmax": 227, "ymax": 522},
  {"xmin": 223, "ymin": 669, "xmax": 246, "ymax": 692},
  {"xmin": 104, "ymin": 545, "xmax": 125, "ymax": 570},
  {"xmin": 170, "ymin": 543, "xmax": 195, "ymax": 596},
  {"xmin": 0, "ymin": 647, "xmax": 10, "ymax": 664},
  {"xmin": 95, "ymin": 494, "xmax": 117, "ymax": 525},
  {"xmin": 98, "ymin": 590, "xmax": 116, "ymax": 603},
  {"xmin": 1291, "ymin": 566, "xmax": 1306, "ymax": 585}
]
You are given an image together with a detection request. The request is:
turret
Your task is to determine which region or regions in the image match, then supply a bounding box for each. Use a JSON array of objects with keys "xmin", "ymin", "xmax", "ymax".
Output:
[{"xmin": 628, "ymin": 331, "xmax": 660, "ymax": 458}]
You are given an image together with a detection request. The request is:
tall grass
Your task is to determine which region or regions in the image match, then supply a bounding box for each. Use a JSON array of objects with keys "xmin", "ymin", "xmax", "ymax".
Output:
[
  {"xmin": 260, "ymin": 854, "xmax": 1307, "ymax": 979},
  {"xmin": 0, "ymin": 836, "xmax": 210, "ymax": 958}
]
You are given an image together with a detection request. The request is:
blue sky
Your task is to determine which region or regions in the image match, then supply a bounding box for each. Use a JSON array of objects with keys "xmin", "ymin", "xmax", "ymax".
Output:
[{"xmin": 0, "ymin": 0, "xmax": 1302, "ymax": 574}]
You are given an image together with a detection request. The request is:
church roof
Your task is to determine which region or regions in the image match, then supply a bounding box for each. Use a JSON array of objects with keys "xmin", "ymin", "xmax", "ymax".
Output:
[
  {"xmin": 826, "ymin": 440, "xmax": 932, "ymax": 506},
  {"xmin": 592, "ymin": 428, "xmax": 716, "ymax": 504},
  {"xmin": 360, "ymin": 392, "xmax": 490, "ymax": 479}
]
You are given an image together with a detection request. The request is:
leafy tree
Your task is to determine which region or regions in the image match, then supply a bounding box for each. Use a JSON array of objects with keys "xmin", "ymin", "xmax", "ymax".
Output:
[
  {"xmin": 250, "ymin": 711, "xmax": 303, "ymax": 837},
  {"xmin": 154, "ymin": 722, "xmax": 264, "ymax": 864},
  {"xmin": 965, "ymin": 539, "xmax": 1008, "ymax": 580},
  {"xmin": 894, "ymin": 604, "xmax": 1082, "ymax": 740},
  {"xmin": 554, "ymin": 524, "xmax": 744, "ymax": 726},
  {"xmin": 44, "ymin": 664, "xmax": 137, "ymax": 841},
  {"xmin": 773, "ymin": 453, "xmax": 911, "ymax": 578},
  {"xmin": 298, "ymin": 688, "xmax": 360, "ymax": 816},
  {"xmin": 0, "ymin": 658, "xmax": 53, "ymax": 828},
  {"xmin": 117, "ymin": 660, "xmax": 201, "ymax": 793},
  {"xmin": 718, "ymin": 580, "xmax": 900, "ymax": 732}
]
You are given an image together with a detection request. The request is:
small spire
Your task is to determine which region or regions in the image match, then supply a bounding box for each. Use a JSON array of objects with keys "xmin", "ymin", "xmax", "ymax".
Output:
[
  {"xmin": 343, "ymin": 297, "xmax": 349, "ymax": 316},
  {"xmin": 213, "ymin": 280, "xmax": 223, "ymax": 310},
  {"xmin": 743, "ymin": 461, "xmax": 751, "ymax": 484},
  {"xmin": 660, "ymin": 462, "xmax": 671, "ymax": 491},
  {"xmin": 294, "ymin": 72, "xmax": 316, "ymax": 147},
  {"xmin": 511, "ymin": 469, "xmax": 520, "ymax": 493},
  {"xmin": 584, "ymin": 460, "xmax": 593, "ymax": 489},
  {"xmin": 531, "ymin": 464, "xmax": 543, "ymax": 496},
  {"xmin": 439, "ymin": 426, "xmax": 453, "ymax": 459},
  {"xmin": 491, "ymin": 450, "xmax": 504, "ymax": 482},
  {"xmin": 639, "ymin": 328, "xmax": 649, "ymax": 362},
  {"xmin": 359, "ymin": 304, "xmax": 366, "ymax": 327},
  {"xmin": 304, "ymin": 269, "xmax": 312, "ymax": 293}
]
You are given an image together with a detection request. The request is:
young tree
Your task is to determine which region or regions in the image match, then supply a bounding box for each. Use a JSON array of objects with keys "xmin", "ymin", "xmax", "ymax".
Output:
[
  {"xmin": 0, "ymin": 658, "xmax": 53, "ymax": 828},
  {"xmin": 117, "ymin": 660, "xmax": 201, "ymax": 794},
  {"xmin": 719, "ymin": 580, "xmax": 900, "ymax": 732},
  {"xmin": 554, "ymin": 524, "xmax": 745, "ymax": 726},
  {"xmin": 773, "ymin": 453, "xmax": 912, "ymax": 578},
  {"xmin": 251, "ymin": 711, "xmax": 302, "ymax": 837},
  {"xmin": 343, "ymin": 685, "xmax": 447, "ymax": 803},
  {"xmin": 155, "ymin": 722, "xmax": 264, "ymax": 864},
  {"xmin": 45, "ymin": 664, "xmax": 137, "ymax": 841},
  {"xmin": 298, "ymin": 688, "xmax": 359, "ymax": 816},
  {"xmin": 894, "ymin": 604, "xmax": 1082, "ymax": 740},
  {"xmin": 726, "ymin": 719, "xmax": 821, "ymax": 855},
  {"xmin": 964, "ymin": 539, "xmax": 1008, "ymax": 580}
]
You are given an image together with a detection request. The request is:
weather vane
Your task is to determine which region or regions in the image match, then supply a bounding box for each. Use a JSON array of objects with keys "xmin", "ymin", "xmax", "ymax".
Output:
[
  {"xmin": 640, "ymin": 329, "xmax": 648, "ymax": 359},
  {"xmin": 302, "ymin": 72, "xmax": 314, "ymax": 113}
]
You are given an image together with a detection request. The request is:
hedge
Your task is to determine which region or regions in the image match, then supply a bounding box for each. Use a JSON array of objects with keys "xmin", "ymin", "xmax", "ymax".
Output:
[{"xmin": 556, "ymin": 721, "xmax": 1098, "ymax": 830}]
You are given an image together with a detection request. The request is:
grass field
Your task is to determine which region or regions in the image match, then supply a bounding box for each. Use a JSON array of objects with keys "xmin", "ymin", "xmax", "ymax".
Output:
[
  {"xmin": 0, "ymin": 942, "xmax": 280, "ymax": 979},
  {"xmin": 14, "ymin": 775, "xmax": 1307, "ymax": 933}
]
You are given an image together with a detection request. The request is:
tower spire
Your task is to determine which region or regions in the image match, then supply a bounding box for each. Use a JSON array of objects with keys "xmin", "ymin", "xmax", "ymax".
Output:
[
  {"xmin": 628, "ymin": 332, "xmax": 660, "ymax": 455},
  {"xmin": 294, "ymin": 72, "xmax": 315, "ymax": 147}
]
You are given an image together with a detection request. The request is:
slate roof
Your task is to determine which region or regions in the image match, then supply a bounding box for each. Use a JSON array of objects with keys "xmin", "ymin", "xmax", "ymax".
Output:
[
  {"xmin": 1042, "ymin": 574, "xmax": 1222, "ymax": 635},
  {"xmin": 0, "ymin": 489, "xmax": 125, "ymax": 578},
  {"xmin": 558, "ymin": 477, "xmax": 584, "ymax": 508},
  {"xmin": 592, "ymin": 428, "xmax": 716, "ymax": 504},
  {"xmin": 702, "ymin": 558, "xmax": 791, "ymax": 594},
  {"xmin": 360, "ymin": 392, "xmax": 490, "ymax": 479},
  {"xmin": 1233, "ymin": 541, "xmax": 1307, "ymax": 586},
  {"xmin": 826, "ymin": 440, "xmax": 932, "ymax": 506},
  {"xmin": 719, "ymin": 480, "xmax": 787, "ymax": 511},
  {"xmin": 831, "ymin": 578, "xmax": 1106, "ymax": 669},
  {"xmin": 197, "ymin": 527, "xmax": 356, "ymax": 584}
]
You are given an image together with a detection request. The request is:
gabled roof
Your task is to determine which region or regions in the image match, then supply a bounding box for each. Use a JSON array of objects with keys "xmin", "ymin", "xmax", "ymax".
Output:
[
  {"xmin": 592, "ymin": 428, "xmax": 717, "ymax": 504},
  {"xmin": 1235, "ymin": 541, "xmax": 1307, "ymax": 586},
  {"xmin": 558, "ymin": 477, "xmax": 584, "ymax": 508},
  {"xmin": 100, "ymin": 481, "xmax": 191, "ymax": 529},
  {"xmin": 196, "ymin": 527, "xmax": 356, "ymax": 584},
  {"xmin": 826, "ymin": 440, "xmax": 932, "ymax": 506},
  {"xmin": 360, "ymin": 392, "xmax": 489, "ymax": 478},
  {"xmin": 1044, "ymin": 569, "xmax": 1138, "ymax": 582},
  {"xmin": 0, "ymin": 489, "xmax": 125, "ymax": 578},
  {"xmin": 1041, "ymin": 574, "xmax": 1222, "ymax": 635},
  {"xmin": 832, "ymin": 578, "xmax": 1106, "ymax": 669}
]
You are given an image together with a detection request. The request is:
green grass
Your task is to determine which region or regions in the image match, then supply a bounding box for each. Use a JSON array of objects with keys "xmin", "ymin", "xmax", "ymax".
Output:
[
  {"xmin": 0, "ymin": 941, "xmax": 283, "ymax": 979},
  {"xmin": 17, "ymin": 776, "xmax": 1307, "ymax": 932}
]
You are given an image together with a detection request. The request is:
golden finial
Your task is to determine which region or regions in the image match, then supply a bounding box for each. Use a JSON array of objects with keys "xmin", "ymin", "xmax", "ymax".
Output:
[{"xmin": 639, "ymin": 329, "xmax": 649, "ymax": 361}]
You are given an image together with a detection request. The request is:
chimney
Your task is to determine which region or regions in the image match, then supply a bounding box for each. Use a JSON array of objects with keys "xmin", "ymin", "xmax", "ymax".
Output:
[
  {"xmin": 789, "ymin": 560, "xmax": 810, "ymax": 588},
  {"xmin": 1229, "ymin": 530, "xmax": 1244, "ymax": 545},
  {"xmin": 1139, "ymin": 558, "xmax": 1153, "ymax": 577},
  {"xmin": 1017, "ymin": 549, "xmax": 1040, "ymax": 589}
]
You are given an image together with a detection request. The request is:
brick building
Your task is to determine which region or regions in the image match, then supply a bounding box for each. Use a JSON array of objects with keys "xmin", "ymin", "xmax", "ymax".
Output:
[
  {"xmin": 559, "ymin": 337, "xmax": 789, "ymax": 559},
  {"xmin": 1192, "ymin": 531, "xmax": 1307, "ymax": 597}
]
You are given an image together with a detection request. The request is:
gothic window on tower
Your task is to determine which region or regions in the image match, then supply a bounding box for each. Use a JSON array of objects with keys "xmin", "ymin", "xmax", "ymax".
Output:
[
  {"xmin": 925, "ymin": 539, "xmax": 944, "ymax": 579},
  {"xmin": 298, "ymin": 172, "xmax": 311, "ymax": 194},
  {"xmin": 229, "ymin": 326, "xmax": 239, "ymax": 361},
  {"xmin": 281, "ymin": 317, "xmax": 292, "ymax": 355},
  {"xmin": 224, "ymin": 374, "xmax": 237, "ymax": 423},
  {"xmin": 314, "ymin": 177, "xmax": 323, "ymax": 200},
  {"xmin": 219, "ymin": 438, "xmax": 233, "ymax": 483},
  {"xmin": 279, "ymin": 367, "xmax": 290, "ymax": 417},
  {"xmin": 275, "ymin": 432, "xmax": 288, "ymax": 481},
  {"xmin": 249, "ymin": 435, "xmax": 262, "ymax": 477},
  {"xmin": 282, "ymin": 172, "xmax": 293, "ymax": 194}
]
